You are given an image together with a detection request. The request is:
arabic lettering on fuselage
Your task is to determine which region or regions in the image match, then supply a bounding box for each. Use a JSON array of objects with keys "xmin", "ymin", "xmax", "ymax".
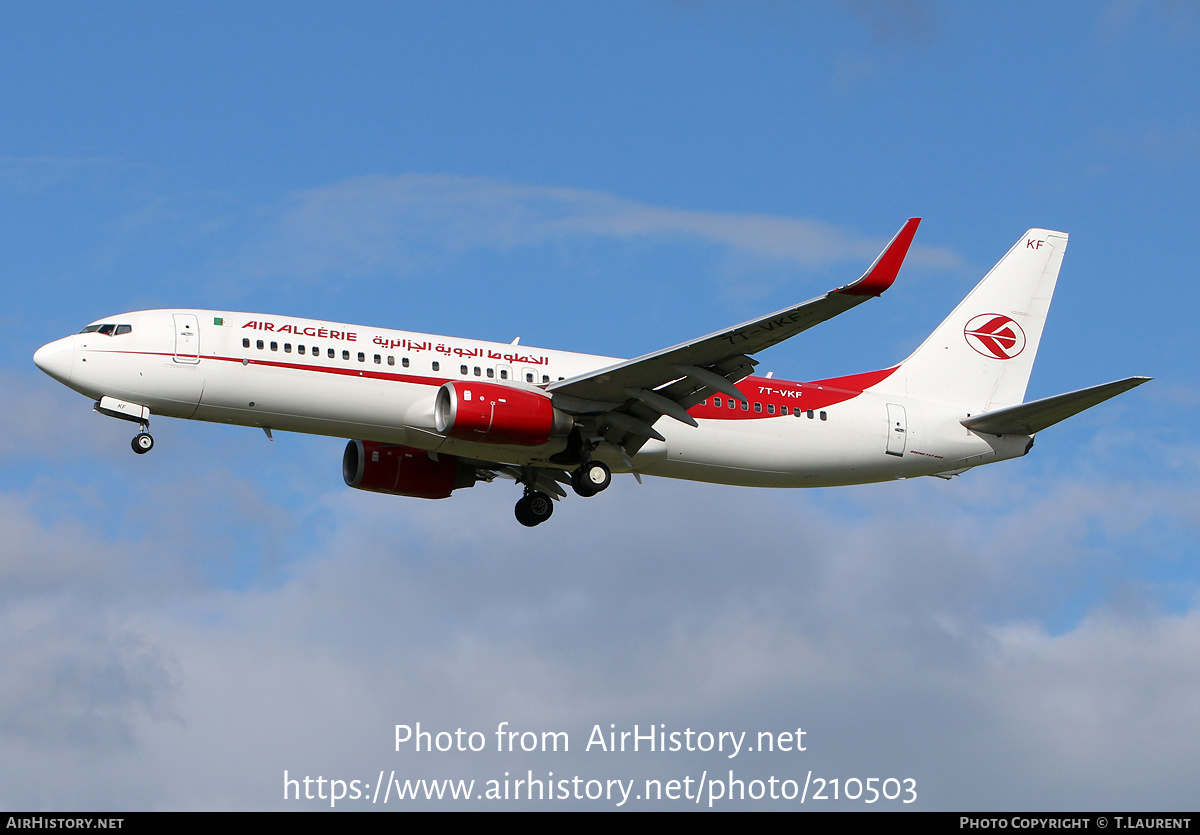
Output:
[{"xmin": 371, "ymin": 335, "xmax": 547, "ymax": 365}]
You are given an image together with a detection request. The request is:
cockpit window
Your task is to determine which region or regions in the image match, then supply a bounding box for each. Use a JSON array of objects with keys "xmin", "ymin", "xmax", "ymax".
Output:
[{"xmin": 78, "ymin": 323, "xmax": 132, "ymax": 335}]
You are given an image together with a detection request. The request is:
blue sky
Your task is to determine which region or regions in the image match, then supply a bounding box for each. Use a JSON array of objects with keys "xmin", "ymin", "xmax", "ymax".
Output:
[{"xmin": 2, "ymin": 1, "xmax": 1198, "ymax": 810}]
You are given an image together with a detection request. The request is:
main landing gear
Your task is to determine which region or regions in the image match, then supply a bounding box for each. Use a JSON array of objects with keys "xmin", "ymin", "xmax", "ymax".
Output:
[
  {"xmin": 571, "ymin": 460, "xmax": 611, "ymax": 497},
  {"xmin": 515, "ymin": 490, "xmax": 554, "ymax": 527},
  {"xmin": 512, "ymin": 460, "xmax": 612, "ymax": 527}
]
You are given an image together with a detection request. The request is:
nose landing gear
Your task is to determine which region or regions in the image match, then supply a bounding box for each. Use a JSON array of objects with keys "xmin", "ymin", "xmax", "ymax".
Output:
[{"xmin": 94, "ymin": 397, "xmax": 155, "ymax": 455}]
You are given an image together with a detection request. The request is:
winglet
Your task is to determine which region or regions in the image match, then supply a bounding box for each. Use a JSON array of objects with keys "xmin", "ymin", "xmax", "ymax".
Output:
[{"xmin": 835, "ymin": 217, "xmax": 921, "ymax": 297}]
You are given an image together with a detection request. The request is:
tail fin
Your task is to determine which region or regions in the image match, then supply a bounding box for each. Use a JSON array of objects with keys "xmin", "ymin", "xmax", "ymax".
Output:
[{"xmin": 871, "ymin": 229, "xmax": 1067, "ymax": 413}]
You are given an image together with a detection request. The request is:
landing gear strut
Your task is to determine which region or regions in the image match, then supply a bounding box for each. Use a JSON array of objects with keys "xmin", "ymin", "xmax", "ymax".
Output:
[
  {"xmin": 514, "ymin": 490, "xmax": 554, "ymax": 527},
  {"xmin": 94, "ymin": 397, "xmax": 156, "ymax": 455},
  {"xmin": 571, "ymin": 460, "xmax": 611, "ymax": 497}
]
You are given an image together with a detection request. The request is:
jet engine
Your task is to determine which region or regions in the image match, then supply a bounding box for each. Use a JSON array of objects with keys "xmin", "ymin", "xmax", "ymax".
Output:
[
  {"xmin": 434, "ymin": 381, "xmax": 573, "ymax": 446},
  {"xmin": 342, "ymin": 440, "xmax": 476, "ymax": 499}
]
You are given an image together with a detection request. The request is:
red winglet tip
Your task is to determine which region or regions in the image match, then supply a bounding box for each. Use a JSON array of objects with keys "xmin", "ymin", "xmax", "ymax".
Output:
[{"xmin": 837, "ymin": 217, "xmax": 921, "ymax": 297}]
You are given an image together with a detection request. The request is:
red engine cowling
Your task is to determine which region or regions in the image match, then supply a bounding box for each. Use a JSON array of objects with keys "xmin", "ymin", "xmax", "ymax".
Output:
[
  {"xmin": 342, "ymin": 440, "xmax": 476, "ymax": 499},
  {"xmin": 434, "ymin": 381, "xmax": 572, "ymax": 446}
]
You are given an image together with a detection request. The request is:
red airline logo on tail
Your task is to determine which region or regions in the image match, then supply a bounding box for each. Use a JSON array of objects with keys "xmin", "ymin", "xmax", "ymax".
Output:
[{"xmin": 964, "ymin": 314, "xmax": 1025, "ymax": 360}]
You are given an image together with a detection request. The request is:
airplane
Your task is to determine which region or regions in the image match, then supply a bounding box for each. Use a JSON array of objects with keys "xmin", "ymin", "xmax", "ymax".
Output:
[{"xmin": 33, "ymin": 219, "xmax": 1149, "ymax": 526}]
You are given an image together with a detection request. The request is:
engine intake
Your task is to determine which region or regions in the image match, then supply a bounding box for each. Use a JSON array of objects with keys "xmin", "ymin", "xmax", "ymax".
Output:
[
  {"xmin": 434, "ymin": 381, "xmax": 572, "ymax": 446},
  {"xmin": 342, "ymin": 440, "xmax": 476, "ymax": 500}
]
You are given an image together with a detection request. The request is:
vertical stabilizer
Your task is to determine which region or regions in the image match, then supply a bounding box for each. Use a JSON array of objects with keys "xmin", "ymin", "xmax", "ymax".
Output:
[{"xmin": 871, "ymin": 229, "xmax": 1067, "ymax": 413}]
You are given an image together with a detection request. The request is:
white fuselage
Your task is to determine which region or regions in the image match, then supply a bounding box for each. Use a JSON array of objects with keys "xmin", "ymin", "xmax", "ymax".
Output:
[{"xmin": 33, "ymin": 309, "xmax": 1030, "ymax": 488}]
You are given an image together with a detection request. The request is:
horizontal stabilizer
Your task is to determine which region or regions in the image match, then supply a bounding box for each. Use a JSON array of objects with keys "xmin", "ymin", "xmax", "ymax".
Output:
[{"xmin": 961, "ymin": 376, "xmax": 1151, "ymax": 436}]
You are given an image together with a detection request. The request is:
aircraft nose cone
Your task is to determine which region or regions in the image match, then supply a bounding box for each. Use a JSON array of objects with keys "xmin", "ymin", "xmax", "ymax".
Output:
[{"xmin": 33, "ymin": 337, "xmax": 74, "ymax": 384}]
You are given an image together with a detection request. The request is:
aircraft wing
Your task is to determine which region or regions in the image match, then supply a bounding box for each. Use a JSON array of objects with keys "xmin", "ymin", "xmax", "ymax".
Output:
[
  {"xmin": 547, "ymin": 218, "xmax": 921, "ymax": 456},
  {"xmin": 961, "ymin": 376, "xmax": 1151, "ymax": 436}
]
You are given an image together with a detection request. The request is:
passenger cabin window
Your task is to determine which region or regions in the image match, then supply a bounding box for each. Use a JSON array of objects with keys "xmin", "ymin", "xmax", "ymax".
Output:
[
  {"xmin": 487, "ymin": 368, "xmax": 494, "ymax": 378},
  {"xmin": 342, "ymin": 350, "xmax": 350, "ymax": 360},
  {"xmin": 402, "ymin": 357, "xmax": 410, "ymax": 368},
  {"xmin": 284, "ymin": 343, "xmax": 292, "ymax": 353},
  {"xmin": 374, "ymin": 354, "xmax": 381, "ymax": 364},
  {"xmin": 271, "ymin": 342, "xmax": 278, "ymax": 351},
  {"xmin": 820, "ymin": 411, "xmax": 827, "ymax": 421},
  {"xmin": 298, "ymin": 345, "xmax": 306, "ymax": 355},
  {"xmin": 754, "ymin": 402, "xmax": 762, "ymax": 412},
  {"xmin": 542, "ymin": 375, "xmax": 550, "ymax": 384},
  {"xmin": 327, "ymin": 348, "xmax": 335, "ymax": 359},
  {"xmin": 243, "ymin": 338, "xmax": 250, "ymax": 348},
  {"xmin": 357, "ymin": 352, "xmax": 365, "ymax": 362},
  {"xmin": 474, "ymin": 367, "xmax": 481, "ymax": 376},
  {"xmin": 432, "ymin": 361, "xmax": 440, "ymax": 371},
  {"xmin": 257, "ymin": 340, "xmax": 264, "ymax": 350},
  {"xmin": 460, "ymin": 365, "xmax": 468, "ymax": 375},
  {"xmin": 714, "ymin": 398, "xmax": 722, "ymax": 408}
]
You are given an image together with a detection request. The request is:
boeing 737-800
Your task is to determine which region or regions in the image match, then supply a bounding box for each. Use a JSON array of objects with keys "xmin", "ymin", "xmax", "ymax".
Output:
[{"xmin": 33, "ymin": 220, "xmax": 1149, "ymax": 526}]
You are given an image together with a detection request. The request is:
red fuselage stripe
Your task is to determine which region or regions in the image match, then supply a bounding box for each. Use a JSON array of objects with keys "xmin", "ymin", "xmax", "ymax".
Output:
[{"xmin": 92, "ymin": 350, "xmax": 898, "ymax": 421}]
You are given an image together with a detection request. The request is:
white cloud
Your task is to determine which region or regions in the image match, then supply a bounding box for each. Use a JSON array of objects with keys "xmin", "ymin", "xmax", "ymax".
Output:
[
  {"xmin": 1, "ymin": 449, "xmax": 1197, "ymax": 809},
  {"xmin": 233, "ymin": 174, "xmax": 961, "ymax": 282}
]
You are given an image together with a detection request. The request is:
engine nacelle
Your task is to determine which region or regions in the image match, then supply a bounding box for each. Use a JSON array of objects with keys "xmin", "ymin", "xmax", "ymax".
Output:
[
  {"xmin": 342, "ymin": 440, "xmax": 476, "ymax": 500},
  {"xmin": 434, "ymin": 381, "xmax": 573, "ymax": 446}
]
